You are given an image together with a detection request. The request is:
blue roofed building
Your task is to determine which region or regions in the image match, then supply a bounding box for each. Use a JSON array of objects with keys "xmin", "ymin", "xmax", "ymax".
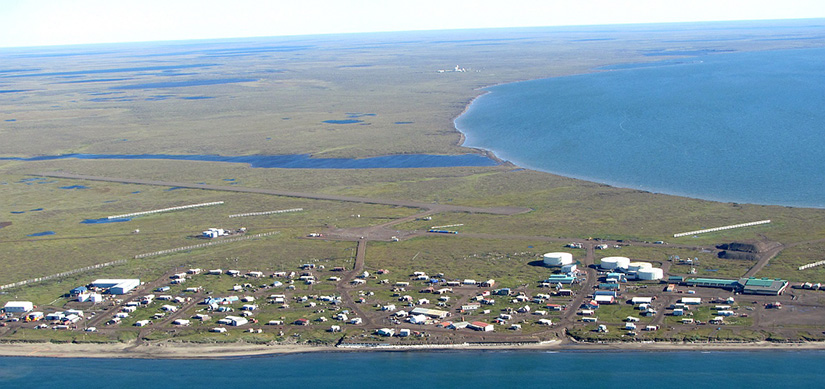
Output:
[{"xmin": 70, "ymin": 286, "xmax": 88, "ymax": 295}]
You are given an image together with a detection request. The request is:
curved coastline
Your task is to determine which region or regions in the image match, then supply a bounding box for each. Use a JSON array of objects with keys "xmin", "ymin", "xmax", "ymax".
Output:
[{"xmin": 452, "ymin": 50, "xmax": 825, "ymax": 209}]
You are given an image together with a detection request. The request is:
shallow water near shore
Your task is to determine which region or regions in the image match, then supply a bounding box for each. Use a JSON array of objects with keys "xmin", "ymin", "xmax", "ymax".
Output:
[
  {"xmin": 2, "ymin": 350, "xmax": 825, "ymax": 386},
  {"xmin": 456, "ymin": 47, "xmax": 825, "ymax": 208}
]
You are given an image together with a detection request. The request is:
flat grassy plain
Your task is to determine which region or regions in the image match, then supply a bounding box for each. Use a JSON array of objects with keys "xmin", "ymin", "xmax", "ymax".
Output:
[
  {"xmin": 2, "ymin": 21, "xmax": 825, "ymax": 345},
  {"xmin": 2, "ymin": 21, "xmax": 824, "ymax": 159}
]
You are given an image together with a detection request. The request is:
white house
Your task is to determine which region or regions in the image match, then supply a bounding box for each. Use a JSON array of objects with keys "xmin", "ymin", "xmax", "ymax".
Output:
[{"xmin": 219, "ymin": 316, "xmax": 248, "ymax": 326}]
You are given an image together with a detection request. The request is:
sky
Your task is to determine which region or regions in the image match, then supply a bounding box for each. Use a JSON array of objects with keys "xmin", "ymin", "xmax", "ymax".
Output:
[{"xmin": 1, "ymin": 0, "xmax": 824, "ymax": 48}]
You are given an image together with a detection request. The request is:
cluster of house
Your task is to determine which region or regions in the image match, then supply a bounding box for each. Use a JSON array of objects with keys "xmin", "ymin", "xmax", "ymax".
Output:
[
  {"xmin": 108, "ymin": 293, "xmax": 162, "ymax": 325},
  {"xmin": 27, "ymin": 309, "xmax": 87, "ymax": 330},
  {"xmin": 376, "ymin": 275, "xmax": 577, "ymax": 334},
  {"xmin": 670, "ymin": 296, "xmax": 738, "ymax": 325},
  {"xmin": 616, "ymin": 316, "xmax": 658, "ymax": 334},
  {"xmin": 2, "ymin": 302, "xmax": 90, "ymax": 331},
  {"xmin": 792, "ymin": 282, "xmax": 825, "ymax": 291},
  {"xmin": 392, "ymin": 271, "xmax": 497, "ymax": 288},
  {"xmin": 201, "ymin": 267, "xmax": 310, "ymax": 290},
  {"xmin": 376, "ymin": 317, "xmax": 494, "ymax": 338},
  {"xmin": 287, "ymin": 294, "xmax": 354, "ymax": 332},
  {"xmin": 293, "ymin": 307, "xmax": 358, "ymax": 331}
]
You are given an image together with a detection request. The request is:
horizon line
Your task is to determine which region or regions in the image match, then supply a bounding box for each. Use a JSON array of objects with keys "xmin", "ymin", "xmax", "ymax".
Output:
[{"xmin": 1, "ymin": 17, "xmax": 823, "ymax": 50}]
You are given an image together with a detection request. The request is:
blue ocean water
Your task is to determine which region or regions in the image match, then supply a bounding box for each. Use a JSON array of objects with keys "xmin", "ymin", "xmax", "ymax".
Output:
[
  {"xmin": 456, "ymin": 47, "xmax": 825, "ymax": 208},
  {"xmin": 2, "ymin": 350, "xmax": 825, "ymax": 387},
  {"xmin": 0, "ymin": 153, "xmax": 497, "ymax": 169}
]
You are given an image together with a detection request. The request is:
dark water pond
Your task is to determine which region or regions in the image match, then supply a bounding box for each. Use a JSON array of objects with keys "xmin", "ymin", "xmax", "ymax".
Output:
[{"xmin": 2, "ymin": 153, "xmax": 497, "ymax": 169}]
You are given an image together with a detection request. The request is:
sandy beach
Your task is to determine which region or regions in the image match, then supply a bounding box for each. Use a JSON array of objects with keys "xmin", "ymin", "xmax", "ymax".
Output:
[{"xmin": 1, "ymin": 339, "xmax": 823, "ymax": 359}]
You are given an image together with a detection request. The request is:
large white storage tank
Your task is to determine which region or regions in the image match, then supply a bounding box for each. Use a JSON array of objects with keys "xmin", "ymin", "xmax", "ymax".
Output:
[
  {"xmin": 599, "ymin": 256, "xmax": 630, "ymax": 270},
  {"xmin": 637, "ymin": 268, "xmax": 664, "ymax": 281},
  {"xmin": 627, "ymin": 262, "xmax": 653, "ymax": 272},
  {"xmin": 543, "ymin": 252, "xmax": 574, "ymax": 266}
]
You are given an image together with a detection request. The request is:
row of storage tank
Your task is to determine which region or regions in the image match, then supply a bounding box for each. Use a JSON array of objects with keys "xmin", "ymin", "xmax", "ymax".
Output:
[{"xmin": 542, "ymin": 252, "xmax": 663, "ymax": 280}]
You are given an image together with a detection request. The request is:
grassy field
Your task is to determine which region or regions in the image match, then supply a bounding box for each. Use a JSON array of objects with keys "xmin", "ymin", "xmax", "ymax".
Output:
[
  {"xmin": 4, "ymin": 154, "xmax": 825, "ymax": 298},
  {"xmin": 2, "ymin": 22, "xmax": 824, "ymax": 160}
]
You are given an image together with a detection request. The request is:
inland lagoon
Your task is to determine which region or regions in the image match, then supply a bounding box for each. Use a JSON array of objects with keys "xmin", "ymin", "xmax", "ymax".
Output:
[{"xmin": 0, "ymin": 153, "xmax": 498, "ymax": 169}]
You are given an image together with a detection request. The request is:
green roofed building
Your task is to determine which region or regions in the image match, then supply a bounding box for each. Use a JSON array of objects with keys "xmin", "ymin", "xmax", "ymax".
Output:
[
  {"xmin": 738, "ymin": 277, "xmax": 789, "ymax": 296},
  {"xmin": 683, "ymin": 277, "xmax": 788, "ymax": 295},
  {"xmin": 546, "ymin": 275, "xmax": 577, "ymax": 284},
  {"xmin": 684, "ymin": 278, "xmax": 739, "ymax": 290}
]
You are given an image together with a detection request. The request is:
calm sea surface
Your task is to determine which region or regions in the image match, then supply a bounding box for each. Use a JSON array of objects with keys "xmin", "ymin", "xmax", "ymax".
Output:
[
  {"xmin": 456, "ymin": 47, "xmax": 825, "ymax": 208},
  {"xmin": 2, "ymin": 350, "xmax": 825, "ymax": 387}
]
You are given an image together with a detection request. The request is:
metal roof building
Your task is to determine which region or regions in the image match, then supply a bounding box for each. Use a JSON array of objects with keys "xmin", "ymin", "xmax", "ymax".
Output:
[
  {"xmin": 684, "ymin": 278, "xmax": 739, "ymax": 290},
  {"xmin": 3, "ymin": 301, "xmax": 33, "ymax": 313},
  {"xmin": 683, "ymin": 277, "xmax": 788, "ymax": 295},
  {"xmin": 90, "ymin": 279, "xmax": 140, "ymax": 295},
  {"xmin": 738, "ymin": 277, "xmax": 789, "ymax": 295},
  {"xmin": 410, "ymin": 307, "xmax": 449, "ymax": 319}
]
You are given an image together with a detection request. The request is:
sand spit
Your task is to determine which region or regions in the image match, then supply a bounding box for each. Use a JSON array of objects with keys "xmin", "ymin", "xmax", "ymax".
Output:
[{"xmin": 1, "ymin": 339, "xmax": 823, "ymax": 360}]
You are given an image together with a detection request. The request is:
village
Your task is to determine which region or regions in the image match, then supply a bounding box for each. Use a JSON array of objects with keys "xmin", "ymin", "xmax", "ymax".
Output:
[
  {"xmin": 1, "ymin": 171, "xmax": 821, "ymax": 346},
  {"xmin": 1, "ymin": 239, "xmax": 815, "ymax": 346}
]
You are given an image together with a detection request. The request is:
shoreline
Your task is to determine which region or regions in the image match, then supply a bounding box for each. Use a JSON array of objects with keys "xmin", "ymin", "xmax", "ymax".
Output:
[
  {"xmin": 449, "ymin": 51, "xmax": 825, "ymax": 210},
  {"xmin": 1, "ymin": 339, "xmax": 824, "ymax": 360}
]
